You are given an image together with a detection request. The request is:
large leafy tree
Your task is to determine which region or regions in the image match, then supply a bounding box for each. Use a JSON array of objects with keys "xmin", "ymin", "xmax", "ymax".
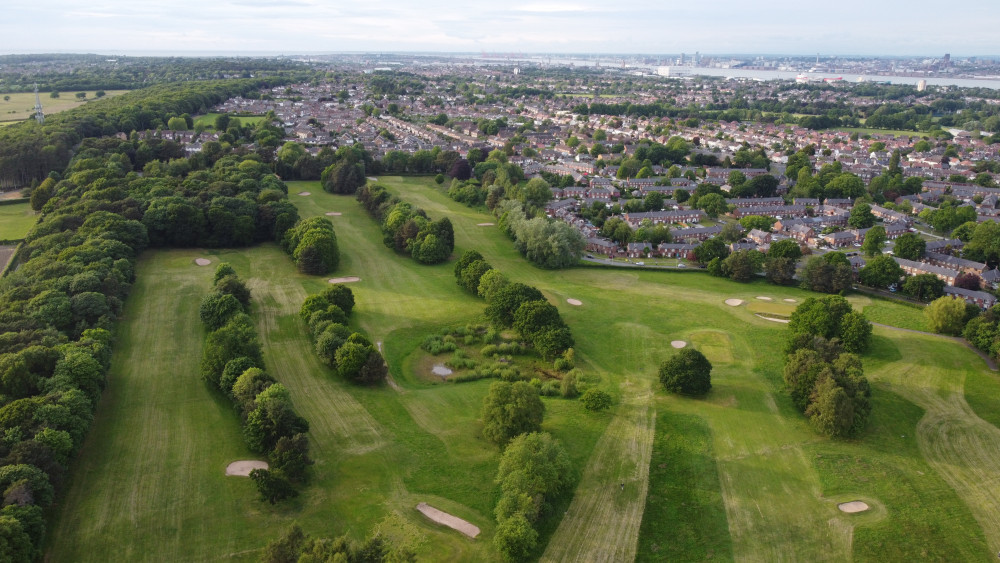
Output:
[
  {"xmin": 658, "ymin": 348, "xmax": 712, "ymax": 396},
  {"xmin": 481, "ymin": 381, "xmax": 544, "ymax": 446}
]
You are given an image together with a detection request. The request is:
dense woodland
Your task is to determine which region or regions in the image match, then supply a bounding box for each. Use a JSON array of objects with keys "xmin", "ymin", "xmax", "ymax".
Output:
[{"xmin": 0, "ymin": 129, "xmax": 313, "ymax": 558}]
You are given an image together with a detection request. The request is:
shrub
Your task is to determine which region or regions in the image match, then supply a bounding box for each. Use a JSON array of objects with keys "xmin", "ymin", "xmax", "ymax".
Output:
[{"xmin": 580, "ymin": 388, "xmax": 613, "ymax": 411}]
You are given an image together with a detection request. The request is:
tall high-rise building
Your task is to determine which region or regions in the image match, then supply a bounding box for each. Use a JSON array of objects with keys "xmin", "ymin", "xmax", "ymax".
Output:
[
  {"xmin": 917, "ymin": 79, "xmax": 927, "ymax": 92},
  {"xmin": 943, "ymin": 53, "xmax": 951, "ymax": 66}
]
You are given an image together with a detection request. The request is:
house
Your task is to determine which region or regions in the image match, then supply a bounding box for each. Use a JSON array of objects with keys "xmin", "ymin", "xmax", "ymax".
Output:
[
  {"xmin": 943, "ymin": 287, "xmax": 998, "ymax": 309},
  {"xmin": 657, "ymin": 243, "xmax": 697, "ymax": 259},
  {"xmin": 747, "ymin": 229, "xmax": 772, "ymax": 245},
  {"xmin": 895, "ymin": 257, "xmax": 959, "ymax": 285},
  {"xmin": 923, "ymin": 252, "xmax": 987, "ymax": 275},
  {"xmin": 925, "ymin": 238, "xmax": 965, "ymax": 254},
  {"xmin": 788, "ymin": 224, "xmax": 816, "ymax": 242},
  {"xmin": 823, "ymin": 231, "xmax": 857, "ymax": 248},
  {"xmin": 621, "ymin": 209, "xmax": 706, "ymax": 227},
  {"xmin": 673, "ymin": 225, "xmax": 724, "ymax": 242},
  {"xmin": 870, "ymin": 205, "xmax": 913, "ymax": 225},
  {"xmin": 586, "ymin": 237, "xmax": 618, "ymax": 255},
  {"xmin": 731, "ymin": 205, "xmax": 808, "ymax": 219}
]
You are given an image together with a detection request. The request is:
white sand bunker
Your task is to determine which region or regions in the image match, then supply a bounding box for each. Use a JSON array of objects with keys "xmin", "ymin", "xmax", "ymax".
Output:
[
  {"xmin": 297, "ymin": 191, "xmax": 311, "ymax": 196},
  {"xmin": 725, "ymin": 299, "xmax": 744, "ymax": 306},
  {"xmin": 225, "ymin": 460, "xmax": 268, "ymax": 476},
  {"xmin": 432, "ymin": 364, "xmax": 452, "ymax": 377},
  {"xmin": 195, "ymin": 258, "xmax": 211, "ymax": 266},
  {"xmin": 838, "ymin": 501, "xmax": 870, "ymax": 513},
  {"xmin": 671, "ymin": 340, "xmax": 687, "ymax": 349},
  {"xmin": 325, "ymin": 212, "xmax": 342, "ymax": 216},
  {"xmin": 783, "ymin": 298, "xmax": 797, "ymax": 303},
  {"xmin": 755, "ymin": 314, "xmax": 790, "ymax": 324},
  {"xmin": 477, "ymin": 222, "xmax": 495, "ymax": 226},
  {"xmin": 416, "ymin": 502, "xmax": 480, "ymax": 538},
  {"xmin": 566, "ymin": 298, "xmax": 583, "ymax": 306},
  {"xmin": 328, "ymin": 277, "xmax": 361, "ymax": 283},
  {"xmin": 756, "ymin": 296, "xmax": 773, "ymax": 301}
]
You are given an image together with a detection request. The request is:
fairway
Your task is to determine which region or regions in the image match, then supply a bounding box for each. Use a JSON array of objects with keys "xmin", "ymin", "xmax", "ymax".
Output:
[
  {"xmin": 0, "ymin": 201, "xmax": 37, "ymax": 240},
  {"xmin": 0, "ymin": 90, "xmax": 128, "ymax": 124},
  {"xmin": 47, "ymin": 175, "xmax": 1000, "ymax": 562}
]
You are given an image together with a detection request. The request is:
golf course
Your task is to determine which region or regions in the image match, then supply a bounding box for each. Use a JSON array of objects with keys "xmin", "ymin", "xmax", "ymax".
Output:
[{"xmin": 45, "ymin": 176, "xmax": 1000, "ymax": 562}]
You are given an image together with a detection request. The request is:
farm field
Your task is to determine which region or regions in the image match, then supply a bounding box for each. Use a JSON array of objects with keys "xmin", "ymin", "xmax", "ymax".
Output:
[
  {"xmin": 193, "ymin": 112, "xmax": 267, "ymax": 129},
  {"xmin": 0, "ymin": 201, "xmax": 37, "ymax": 240},
  {"xmin": 47, "ymin": 175, "xmax": 1000, "ymax": 561},
  {"xmin": 0, "ymin": 90, "xmax": 128, "ymax": 124}
]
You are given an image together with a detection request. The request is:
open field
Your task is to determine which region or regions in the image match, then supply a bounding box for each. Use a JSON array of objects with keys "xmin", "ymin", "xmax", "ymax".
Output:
[
  {"xmin": 193, "ymin": 113, "xmax": 267, "ymax": 129},
  {"xmin": 0, "ymin": 90, "xmax": 128, "ymax": 124},
  {"xmin": 48, "ymin": 175, "xmax": 1000, "ymax": 561},
  {"xmin": 0, "ymin": 201, "xmax": 37, "ymax": 240}
]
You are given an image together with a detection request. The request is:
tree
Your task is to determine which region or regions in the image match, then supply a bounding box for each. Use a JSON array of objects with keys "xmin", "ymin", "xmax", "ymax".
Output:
[
  {"xmin": 861, "ymin": 225, "xmax": 886, "ymax": 257},
  {"xmin": 167, "ymin": 116, "xmax": 187, "ymax": 130},
  {"xmin": 580, "ymin": 388, "xmax": 612, "ymax": 411},
  {"xmin": 848, "ymin": 203, "xmax": 876, "ymax": 229},
  {"xmin": 481, "ymin": 381, "xmax": 544, "ymax": 446},
  {"xmin": 199, "ymin": 292, "xmax": 243, "ymax": 331},
  {"xmin": 805, "ymin": 376, "xmax": 856, "ymax": 438},
  {"xmin": 839, "ymin": 311, "xmax": 873, "ymax": 354},
  {"xmin": 658, "ymin": 348, "xmax": 712, "ymax": 396},
  {"xmin": 249, "ymin": 468, "xmax": 298, "ymax": 504},
  {"xmin": 693, "ymin": 237, "xmax": 730, "ymax": 264},
  {"xmin": 954, "ymin": 272, "xmax": 982, "ymax": 291},
  {"xmin": 739, "ymin": 215, "xmax": 775, "ymax": 232},
  {"xmin": 721, "ymin": 249, "xmax": 764, "ymax": 282},
  {"xmin": 719, "ymin": 221, "xmax": 744, "ymax": 243},
  {"xmin": 858, "ymin": 255, "xmax": 903, "ymax": 289},
  {"xmin": 893, "ymin": 232, "xmax": 926, "ymax": 260},
  {"xmin": 494, "ymin": 512, "xmax": 538, "ymax": 562},
  {"xmin": 768, "ymin": 239, "xmax": 802, "ymax": 261},
  {"xmin": 925, "ymin": 296, "xmax": 968, "ymax": 335},
  {"xmin": 698, "ymin": 193, "xmax": 728, "ymax": 218},
  {"xmin": 963, "ymin": 221, "xmax": 1000, "ymax": 267},
  {"xmin": 764, "ymin": 256, "xmax": 797, "ymax": 285},
  {"xmin": 798, "ymin": 254, "xmax": 853, "ymax": 294},
  {"xmin": 902, "ymin": 273, "xmax": 945, "ymax": 302},
  {"xmin": 485, "ymin": 283, "xmax": 544, "ymax": 327}
]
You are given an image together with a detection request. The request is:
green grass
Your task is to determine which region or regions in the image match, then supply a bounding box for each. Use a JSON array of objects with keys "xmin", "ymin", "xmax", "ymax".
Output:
[
  {"xmin": 193, "ymin": 113, "xmax": 267, "ymax": 129},
  {"xmin": 849, "ymin": 293, "xmax": 930, "ymax": 332},
  {"xmin": 0, "ymin": 201, "xmax": 37, "ymax": 240},
  {"xmin": 0, "ymin": 90, "xmax": 128, "ymax": 124},
  {"xmin": 636, "ymin": 409, "xmax": 732, "ymax": 561},
  {"xmin": 48, "ymin": 175, "xmax": 1000, "ymax": 561}
]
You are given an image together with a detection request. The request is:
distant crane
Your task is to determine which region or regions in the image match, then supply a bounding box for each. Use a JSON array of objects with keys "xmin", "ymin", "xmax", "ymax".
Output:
[{"xmin": 32, "ymin": 84, "xmax": 44, "ymax": 124}]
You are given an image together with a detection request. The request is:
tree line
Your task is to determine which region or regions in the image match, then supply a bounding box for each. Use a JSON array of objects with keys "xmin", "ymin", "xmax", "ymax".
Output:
[
  {"xmin": 301, "ymin": 285, "xmax": 388, "ymax": 385},
  {"xmin": 783, "ymin": 296, "xmax": 873, "ymax": 438},
  {"xmin": 0, "ymin": 134, "xmax": 305, "ymax": 558},
  {"xmin": 355, "ymin": 183, "xmax": 455, "ymax": 265},
  {"xmin": 199, "ymin": 265, "xmax": 312, "ymax": 504},
  {"xmin": 0, "ymin": 77, "xmax": 287, "ymax": 188}
]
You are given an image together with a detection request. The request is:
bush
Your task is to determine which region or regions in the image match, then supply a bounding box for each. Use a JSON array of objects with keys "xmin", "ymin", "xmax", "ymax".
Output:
[
  {"xmin": 925, "ymin": 296, "xmax": 968, "ymax": 335},
  {"xmin": 580, "ymin": 388, "xmax": 612, "ymax": 411}
]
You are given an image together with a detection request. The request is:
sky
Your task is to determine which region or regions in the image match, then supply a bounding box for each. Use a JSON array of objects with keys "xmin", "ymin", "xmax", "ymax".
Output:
[{"xmin": 2, "ymin": 1, "xmax": 999, "ymax": 57}]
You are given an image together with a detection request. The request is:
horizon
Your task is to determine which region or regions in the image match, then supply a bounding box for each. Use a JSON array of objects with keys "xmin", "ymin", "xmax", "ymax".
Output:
[{"xmin": 3, "ymin": 1, "xmax": 999, "ymax": 57}]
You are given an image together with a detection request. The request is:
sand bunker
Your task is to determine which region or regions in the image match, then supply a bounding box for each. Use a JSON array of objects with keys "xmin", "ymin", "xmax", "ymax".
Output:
[
  {"xmin": 756, "ymin": 296, "xmax": 773, "ymax": 301},
  {"xmin": 838, "ymin": 501, "xmax": 870, "ymax": 513},
  {"xmin": 566, "ymin": 298, "xmax": 583, "ymax": 306},
  {"xmin": 297, "ymin": 191, "xmax": 311, "ymax": 196},
  {"xmin": 416, "ymin": 502, "xmax": 480, "ymax": 538},
  {"xmin": 724, "ymin": 299, "xmax": 744, "ymax": 306},
  {"xmin": 328, "ymin": 277, "xmax": 361, "ymax": 283},
  {"xmin": 783, "ymin": 298, "xmax": 797, "ymax": 303},
  {"xmin": 671, "ymin": 341, "xmax": 687, "ymax": 349},
  {"xmin": 195, "ymin": 258, "xmax": 211, "ymax": 266},
  {"xmin": 477, "ymin": 222, "xmax": 495, "ymax": 226},
  {"xmin": 755, "ymin": 314, "xmax": 790, "ymax": 323},
  {"xmin": 225, "ymin": 460, "xmax": 268, "ymax": 476},
  {"xmin": 325, "ymin": 212, "xmax": 342, "ymax": 216},
  {"xmin": 432, "ymin": 364, "xmax": 452, "ymax": 377}
]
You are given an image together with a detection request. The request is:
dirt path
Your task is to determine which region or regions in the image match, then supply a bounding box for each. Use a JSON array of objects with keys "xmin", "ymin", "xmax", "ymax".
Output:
[
  {"xmin": 541, "ymin": 378, "xmax": 655, "ymax": 563},
  {"xmin": 872, "ymin": 323, "xmax": 997, "ymax": 371}
]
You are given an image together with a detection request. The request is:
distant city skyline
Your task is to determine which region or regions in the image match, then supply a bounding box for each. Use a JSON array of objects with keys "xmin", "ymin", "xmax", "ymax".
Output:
[{"xmin": 3, "ymin": 1, "xmax": 1000, "ymax": 57}]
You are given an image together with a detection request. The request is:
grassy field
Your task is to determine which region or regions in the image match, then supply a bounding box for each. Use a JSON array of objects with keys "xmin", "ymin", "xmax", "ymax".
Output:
[
  {"xmin": 47, "ymin": 175, "xmax": 1000, "ymax": 561},
  {"xmin": 0, "ymin": 90, "xmax": 128, "ymax": 124},
  {"xmin": 0, "ymin": 201, "xmax": 38, "ymax": 240},
  {"xmin": 193, "ymin": 113, "xmax": 267, "ymax": 130}
]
